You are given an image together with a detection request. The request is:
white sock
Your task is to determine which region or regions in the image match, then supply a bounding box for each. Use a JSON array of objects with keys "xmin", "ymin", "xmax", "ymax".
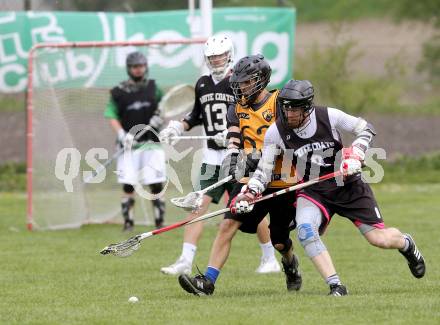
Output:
[
  {"xmin": 260, "ymin": 241, "xmax": 276, "ymax": 260},
  {"xmin": 181, "ymin": 242, "xmax": 197, "ymax": 264}
]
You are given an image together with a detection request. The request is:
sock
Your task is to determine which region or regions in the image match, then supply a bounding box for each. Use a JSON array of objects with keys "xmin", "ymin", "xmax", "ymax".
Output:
[
  {"xmin": 181, "ymin": 242, "xmax": 197, "ymax": 264},
  {"xmin": 205, "ymin": 266, "xmax": 220, "ymax": 284},
  {"xmin": 400, "ymin": 235, "xmax": 410, "ymax": 252},
  {"xmin": 260, "ymin": 241, "xmax": 276, "ymax": 260},
  {"xmin": 326, "ymin": 273, "xmax": 341, "ymax": 286}
]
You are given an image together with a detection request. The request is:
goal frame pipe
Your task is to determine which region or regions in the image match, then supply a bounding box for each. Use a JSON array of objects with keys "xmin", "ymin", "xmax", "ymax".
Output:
[{"xmin": 26, "ymin": 38, "xmax": 206, "ymax": 231}]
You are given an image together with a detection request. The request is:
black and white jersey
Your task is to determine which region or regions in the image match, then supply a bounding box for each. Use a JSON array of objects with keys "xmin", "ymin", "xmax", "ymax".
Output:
[
  {"xmin": 183, "ymin": 75, "xmax": 235, "ymax": 151},
  {"xmin": 276, "ymin": 106, "xmax": 344, "ymax": 180},
  {"xmin": 249, "ymin": 106, "xmax": 373, "ymax": 192}
]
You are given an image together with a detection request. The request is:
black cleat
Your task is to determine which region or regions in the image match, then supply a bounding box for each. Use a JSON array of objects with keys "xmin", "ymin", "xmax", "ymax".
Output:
[
  {"xmin": 155, "ymin": 218, "xmax": 164, "ymax": 229},
  {"xmin": 178, "ymin": 274, "xmax": 215, "ymax": 296},
  {"xmin": 123, "ymin": 220, "xmax": 134, "ymax": 232},
  {"xmin": 281, "ymin": 255, "xmax": 302, "ymax": 291},
  {"xmin": 328, "ymin": 283, "xmax": 348, "ymax": 296},
  {"xmin": 399, "ymin": 233, "xmax": 426, "ymax": 279}
]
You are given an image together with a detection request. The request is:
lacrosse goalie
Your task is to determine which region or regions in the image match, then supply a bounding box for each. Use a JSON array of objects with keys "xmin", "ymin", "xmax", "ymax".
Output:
[
  {"xmin": 104, "ymin": 51, "xmax": 166, "ymax": 231},
  {"xmin": 159, "ymin": 35, "xmax": 280, "ymax": 276}
]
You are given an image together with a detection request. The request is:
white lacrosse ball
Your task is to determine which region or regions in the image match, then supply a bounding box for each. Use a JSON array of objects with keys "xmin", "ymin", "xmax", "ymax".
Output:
[{"xmin": 128, "ymin": 296, "xmax": 139, "ymax": 303}]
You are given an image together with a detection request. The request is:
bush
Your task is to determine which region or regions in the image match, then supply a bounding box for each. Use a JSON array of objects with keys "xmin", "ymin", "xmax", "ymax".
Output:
[
  {"xmin": 0, "ymin": 162, "xmax": 26, "ymax": 192},
  {"xmin": 294, "ymin": 30, "xmax": 404, "ymax": 114}
]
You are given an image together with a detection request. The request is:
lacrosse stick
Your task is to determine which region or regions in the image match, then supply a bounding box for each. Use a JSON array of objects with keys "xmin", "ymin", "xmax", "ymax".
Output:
[
  {"xmin": 99, "ymin": 170, "xmax": 342, "ymax": 258},
  {"xmin": 171, "ymin": 175, "xmax": 233, "ymax": 211},
  {"xmin": 170, "ymin": 135, "xmax": 217, "ymax": 141},
  {"xmin": 83, "ymin": 125, "xmax": 152, "ymax": 183},
  {"xmin": 100, "ymin": 207, "xmax": 230, "ymax": 257},
  {"xmin": 159, "ymin": 83, "xmax": 195, "ymax": 118}
]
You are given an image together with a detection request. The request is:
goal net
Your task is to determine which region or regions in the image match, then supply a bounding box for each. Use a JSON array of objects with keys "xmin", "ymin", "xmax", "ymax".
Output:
[{"xmin": 27, "ymin": 39, "xmax": 206, "ymax": 230}]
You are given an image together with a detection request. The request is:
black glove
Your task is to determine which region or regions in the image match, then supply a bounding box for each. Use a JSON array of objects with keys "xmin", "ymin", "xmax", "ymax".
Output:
[
  {"xmin": 220, "ymin": 149, "xmax": 240, "ymax": 182},
  {"xmin": 244, "ymin": 151, "xmax": 261, "ymax": 176}
]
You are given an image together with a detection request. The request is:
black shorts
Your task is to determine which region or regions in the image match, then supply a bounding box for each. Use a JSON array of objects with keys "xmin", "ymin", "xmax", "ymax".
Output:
[
  {"xmin": 297, "ymin": 175, "xmax": 384, "ymax": 234},
  {"xmin": 224, "ymin": 183, "xmax": 296, "ymax": 245}
]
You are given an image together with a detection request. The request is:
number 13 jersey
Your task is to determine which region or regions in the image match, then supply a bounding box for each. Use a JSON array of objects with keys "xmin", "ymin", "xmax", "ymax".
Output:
[{"xmin": 183, "ymin": 75, "xmax": 235, "ymax": 152}]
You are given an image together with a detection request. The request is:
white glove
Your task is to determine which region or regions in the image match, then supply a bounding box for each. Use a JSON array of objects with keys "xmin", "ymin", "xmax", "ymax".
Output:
[
  {"xmin": 213, "ymin": 129, "xmax": 228, "ymax": 147},
  {"xmin": 149, "ymin": 115, "xmax": 163, "ymax": 129},
  {"xmin": 117, "ymin": 129, "xmax": 126, "ymax": 145},
  {"xmin": 123, "ymin": 132, "xmax": 138, "ymax": 151},
  {"xmin": 230, "ymin": 185, "xmax": 259, "ymax": 214},
  {"xmin": 159, "ymin": 120, "xmax": 184, "ymax": 145},
  {"xmin": 340, "ymin": 146, "xmax": 364, "ymax": 176}
]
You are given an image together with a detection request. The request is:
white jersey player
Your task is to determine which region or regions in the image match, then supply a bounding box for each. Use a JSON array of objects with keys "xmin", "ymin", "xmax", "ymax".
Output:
[{"xmin": 159, "ymin": 35, "xmax": 280, "ymax": 276}]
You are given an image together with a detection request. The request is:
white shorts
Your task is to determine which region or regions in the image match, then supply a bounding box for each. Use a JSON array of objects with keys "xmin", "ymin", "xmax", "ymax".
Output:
[{"xmin": 116, "ymin": 147, "xmax": 167, "ymax": 185}]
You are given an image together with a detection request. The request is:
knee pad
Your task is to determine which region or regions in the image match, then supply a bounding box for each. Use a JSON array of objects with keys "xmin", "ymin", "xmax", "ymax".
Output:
[
  {"xmin": 297, "ymin": 223, "xmax": 327, "ymax": 258},
  {"xmin": 149, "ymin": 183, "xmax": 164, "ymax": 195},
  {"xmin": 275, "ymin": 238, "xmax": 292, "ymax": 254},
  {"xmin": 123, "ymin": 184, "xmax": 134, "ymax": 194}
]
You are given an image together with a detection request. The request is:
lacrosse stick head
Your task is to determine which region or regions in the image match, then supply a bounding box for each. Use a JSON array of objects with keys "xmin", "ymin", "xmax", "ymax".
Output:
[
  {"xmin": 100, "ymin": 235, "xmax": 142, "ymax": 258},
  {"xmin": 170, "ymin": 192, "xmax": 203, "ymax": 212}
]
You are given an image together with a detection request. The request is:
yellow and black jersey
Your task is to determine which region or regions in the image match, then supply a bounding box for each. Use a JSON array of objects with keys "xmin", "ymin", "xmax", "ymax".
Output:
[{"xmin": 233, "ymin": 90, "xmax": 295, "ymax": 188}]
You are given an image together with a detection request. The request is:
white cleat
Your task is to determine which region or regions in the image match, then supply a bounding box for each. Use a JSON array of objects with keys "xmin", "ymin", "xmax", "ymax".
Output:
[
  {"xmin": 255, "ymin": 257, "xmax": 281, "ymax": 274},
  {"xmin": 160, "ymin": 257, "xmax": 192, "ymax": 275}
]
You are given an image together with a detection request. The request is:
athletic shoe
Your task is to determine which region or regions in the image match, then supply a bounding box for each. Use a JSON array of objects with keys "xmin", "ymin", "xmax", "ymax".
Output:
[
  {"xmin": 123, "ymin": 220, "xmax": 134, "ymax": 232},
  {"xmin": 160, "ymin": 257, "xmax": 192, "ymax": 275},
  {"xmin": 178, "ymin": 274, "xmax": 215, "ymax": 296},
  {"xmin": 399, "ymin": 233, "xmax": 426, "ymax": 278},
  {"xmin": 328, "ymin": 283, "xmax": 348, "ymax": 296},
  {"xmin": 281, "ymin": 255, "xmax": 302, "ymax": 291},
  {"xmin": 255, "ymin": 257, "xmax": 281, "ymax": 274}
]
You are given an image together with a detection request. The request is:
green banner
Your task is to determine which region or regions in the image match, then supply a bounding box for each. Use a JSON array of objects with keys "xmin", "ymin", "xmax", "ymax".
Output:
[{"xmin": 0, "ymin": 8, "xmax": 295, "ymax": 93}]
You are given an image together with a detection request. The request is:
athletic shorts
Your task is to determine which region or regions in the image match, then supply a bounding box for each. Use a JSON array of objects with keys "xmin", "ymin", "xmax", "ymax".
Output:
[
  {"xmin": 116, "ymin": 146, "xmax": 166, "ymax": 185},
  {"xmin": 297, "ymin": 175, "xmax": 384, "ymax": 234},
  {"xmin": 198, "ymin": 163, "xmax": 234, "ymax": 204},
  {"xmin": 224, "ymin": 183, "xmax": 296, "ymax": 240}
]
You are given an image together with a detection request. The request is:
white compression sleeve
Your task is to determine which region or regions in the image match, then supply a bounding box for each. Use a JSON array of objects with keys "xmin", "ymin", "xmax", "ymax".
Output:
[{"xmin": 247, "ymin": 124, "xmax": 285, "ymax": 193}]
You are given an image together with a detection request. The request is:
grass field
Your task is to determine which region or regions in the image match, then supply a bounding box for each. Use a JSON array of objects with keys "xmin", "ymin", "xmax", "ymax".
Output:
[{"xmin": 1, "ymin": 183, "xmax": 440, "ymax": 324}]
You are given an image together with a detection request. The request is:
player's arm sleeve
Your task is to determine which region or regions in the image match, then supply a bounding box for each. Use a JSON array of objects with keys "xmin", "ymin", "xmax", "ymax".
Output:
[
  {"xmin": 247, "ymin": 124, "xmax": 284, "ymax": 194},
  {"xmin": 182, "ymin": 83, "xmax": 203, "ymax": 130},
  {"xmin": 104, "ymin": 98, "xmax": 119, "ymax": 120},
  {"xmin": 225, "ymin": 103, "xmax": 241, "ymax": 149},
  {"xmin": 328, "ymin": 107, "xmax": 376, "ymax": 152}
]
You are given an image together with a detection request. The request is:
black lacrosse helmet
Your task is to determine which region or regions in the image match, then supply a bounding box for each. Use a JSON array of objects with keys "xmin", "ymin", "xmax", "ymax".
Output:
[
  {"xmin": 126, "ymin": 51, "xmax": 148, "ymax": 82},
  {"xmin": 278, "ymin": 79, "xmax": 315, "ymax": 129},
  {"xmin": 230, "ymin": 54, "xmax": 271, "ymax": 107}
]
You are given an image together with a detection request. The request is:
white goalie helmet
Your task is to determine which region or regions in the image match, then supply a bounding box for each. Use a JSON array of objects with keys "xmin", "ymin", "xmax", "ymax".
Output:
[{"xmin": 204, "ymin": 35, "xmax": 234, "ymax": 82}]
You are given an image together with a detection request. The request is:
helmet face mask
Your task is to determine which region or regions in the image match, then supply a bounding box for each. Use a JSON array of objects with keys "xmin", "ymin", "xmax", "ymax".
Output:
[
  {"xmin": 126, "ymin": 51, "xmax": 148, "ymax": 82},
  {"xmin": 204, "ymin": 35, "xmax": 234, "ymax": 82},
  {"xmin": 278, "ymin": 80, "xmax": 315, "ymax": 130},
  {"xmin": 230, "ymin": 54, "xmax": 271, "ymax": 107}
]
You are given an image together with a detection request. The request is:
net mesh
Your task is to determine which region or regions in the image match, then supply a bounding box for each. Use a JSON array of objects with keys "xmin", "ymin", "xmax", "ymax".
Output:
[{"xmin": 29, "ymin": 40, "xmax": 205, "ymax": 230}]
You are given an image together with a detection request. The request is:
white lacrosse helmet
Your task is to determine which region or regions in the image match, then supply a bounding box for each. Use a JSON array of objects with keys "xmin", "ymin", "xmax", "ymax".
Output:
[{"xmin": 204, "ymin": 35, "xmax": 234, "ymax": 82}]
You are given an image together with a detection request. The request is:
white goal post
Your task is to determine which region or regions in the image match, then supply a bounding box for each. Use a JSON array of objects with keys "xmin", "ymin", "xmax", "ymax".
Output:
[{"xmin": 26, "ymin": 38, "xmax": 206, "ymax": 230}]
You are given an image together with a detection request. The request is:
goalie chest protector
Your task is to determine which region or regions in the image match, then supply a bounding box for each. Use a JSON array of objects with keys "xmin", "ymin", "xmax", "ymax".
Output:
[{"xmin": 111, "ymin": 79, "xmax": 159, "ymax": 141}]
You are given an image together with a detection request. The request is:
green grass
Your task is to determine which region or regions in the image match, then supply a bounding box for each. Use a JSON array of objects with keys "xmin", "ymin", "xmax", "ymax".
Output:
[{"xmin": 1, "ymin": 181, "xmax": 439, "ymax": 324}]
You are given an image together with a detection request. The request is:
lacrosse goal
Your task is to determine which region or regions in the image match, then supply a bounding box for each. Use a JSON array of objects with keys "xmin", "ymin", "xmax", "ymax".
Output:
[{"xmin": 27, "ymin": 38, "xmax": 205, "ymax": 230}]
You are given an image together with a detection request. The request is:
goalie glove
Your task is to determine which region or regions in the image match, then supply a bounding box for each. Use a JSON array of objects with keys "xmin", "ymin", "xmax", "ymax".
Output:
[
  {"xmin": 159, "ymin": 120, "xmax": 184, "ymax": 145},
  {"xmin": 149, "ymin": 115, "xmax": 163, "ymax": 130},
  {"xmin": 229, "ymin": 185, "xmax": 261, "ymax": 214},
  {"xmin": 117, "ymin": 129, "xmax": 138, "ymax": 150},
  {"xmin": 340, "ymin": 145, "xmax": 365, "ymax": 176},
  {"xmin": 213, "ymin": 129, "xmax": 228, "ymax": 147}
]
